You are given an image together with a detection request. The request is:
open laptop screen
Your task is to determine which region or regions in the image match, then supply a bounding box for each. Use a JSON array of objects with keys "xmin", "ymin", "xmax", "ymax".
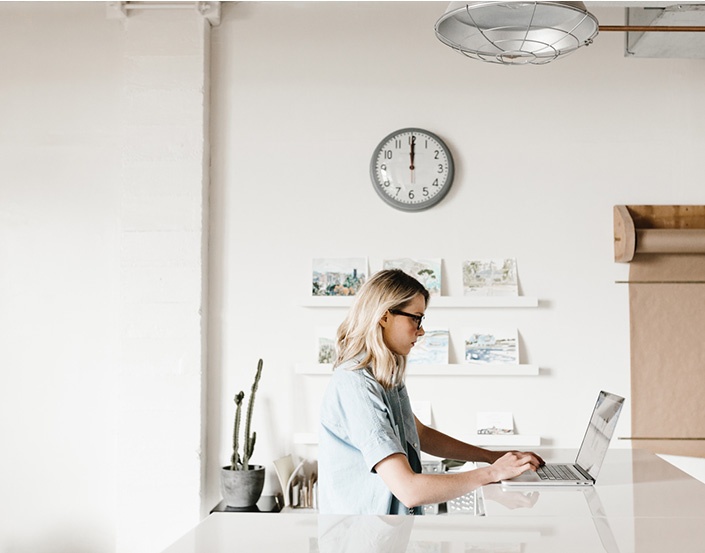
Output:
[{"xmin": 576, "ymin": 391, "xmax": 625, "ymax": 480}]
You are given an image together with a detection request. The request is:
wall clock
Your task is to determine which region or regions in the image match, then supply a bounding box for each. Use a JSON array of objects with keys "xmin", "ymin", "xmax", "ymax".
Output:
[{"xmin": 369, "ymin": 128, "xmax": 454, "ymax": 212}]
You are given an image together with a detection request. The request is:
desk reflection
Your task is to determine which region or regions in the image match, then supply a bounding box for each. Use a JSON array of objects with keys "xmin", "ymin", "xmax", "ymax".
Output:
[
  {"xmin": 315, "ymin": 509, "xmax": 621, "ymax": 553},
  {"xmin": 483, "ymin": 486, "xmax": 540, "ymax": 510},
  {"xmin": 584, "ymin": 487, "xmax": 620, "ymax": 553},
  {"xmin": 316, "ymin": 486, "xmax": 621, "ymax": 553},
  {"xmin": 489, "ymin": 484, "xmax": 620, "ymax": 553},
  {"xmin": 318, "ymin": 515, "xmax": 413, "ymax": 553}
]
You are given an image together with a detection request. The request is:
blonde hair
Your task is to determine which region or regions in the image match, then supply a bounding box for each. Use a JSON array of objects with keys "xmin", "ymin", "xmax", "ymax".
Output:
[{"xmin": 334, "ymin": 269, "xmax": 429, "ymax": 389}]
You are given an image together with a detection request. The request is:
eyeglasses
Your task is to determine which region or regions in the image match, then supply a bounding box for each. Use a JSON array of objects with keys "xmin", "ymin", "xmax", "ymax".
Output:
[{"xmin": 389, "ymin": 309, "xmax": 425, "ymax": 330}]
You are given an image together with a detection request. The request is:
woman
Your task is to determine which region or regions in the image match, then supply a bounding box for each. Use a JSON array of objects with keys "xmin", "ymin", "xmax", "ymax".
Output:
[{"xmin": 318, "ymin": 269, "xmax": 543, "ymax": 515}]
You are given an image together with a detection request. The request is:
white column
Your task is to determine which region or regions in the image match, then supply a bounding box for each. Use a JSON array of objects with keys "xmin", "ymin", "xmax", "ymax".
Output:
[{"xmin": 117, "ymin": 10, "xmax": 210, "ymax": 553}]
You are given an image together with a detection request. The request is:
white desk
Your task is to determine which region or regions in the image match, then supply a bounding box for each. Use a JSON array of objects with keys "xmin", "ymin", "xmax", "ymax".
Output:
[{"xmin": 161, "ymin": 449, "xmax": 705, "ymax": 553}]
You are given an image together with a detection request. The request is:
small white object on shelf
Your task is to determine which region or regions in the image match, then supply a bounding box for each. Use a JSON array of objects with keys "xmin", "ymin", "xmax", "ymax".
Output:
[
  {"xmin": 272, "ymin": 454, "xmax": 305, "ymax": 507},
  {"xmin": 295, "ymin": 363, "xmax": 539, "ymax": 376}
]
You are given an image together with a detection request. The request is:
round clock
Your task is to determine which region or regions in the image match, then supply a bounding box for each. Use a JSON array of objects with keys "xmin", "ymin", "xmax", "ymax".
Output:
[{"xmin": 370, "ymin": 128, "xmax": 454, "ymax": 212}]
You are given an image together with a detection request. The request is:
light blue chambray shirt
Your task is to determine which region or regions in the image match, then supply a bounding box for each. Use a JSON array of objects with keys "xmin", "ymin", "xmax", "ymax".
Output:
[{"xmin": 318, "ymin": 358, "xmax": 422, "ymax": 515}]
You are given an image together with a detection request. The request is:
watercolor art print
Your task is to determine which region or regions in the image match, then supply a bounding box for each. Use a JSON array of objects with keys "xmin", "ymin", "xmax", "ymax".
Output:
[
  {"xmin": 464, "ymin": 328, "xmax": 518, "ymax": 364},
  {"xmin": 315, "ymin": 327, "xmax": 337, "ymax": 364},
  {"xmin": 383, "ymin": 258, "xmax": 442, "ymax": 297},
  {"xmin": 476, "ymin": 412, "xmax": 515, "ymax": 435},
  {"xmin": 312, "ymin": 258, "xmax": 367, "ymax": 296},
  {"xmin": 407, "ymin": 328, "xmax": 449, "ymax": 365},
  {"xmin": 462, "ymin": 258, "xmax": 518, "ymax": 296}
]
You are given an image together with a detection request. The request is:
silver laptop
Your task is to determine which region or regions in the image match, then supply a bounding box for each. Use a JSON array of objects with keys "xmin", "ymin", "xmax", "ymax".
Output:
[{"xmin": 501, "ymin": 391, "xmax": 625, "ymax": 487}]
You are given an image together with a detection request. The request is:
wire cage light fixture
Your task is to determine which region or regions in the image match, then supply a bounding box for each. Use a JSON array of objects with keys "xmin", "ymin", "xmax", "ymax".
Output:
[{"xmin": 434, "ymin": 1, "xmax": 600, "ymax": 65}]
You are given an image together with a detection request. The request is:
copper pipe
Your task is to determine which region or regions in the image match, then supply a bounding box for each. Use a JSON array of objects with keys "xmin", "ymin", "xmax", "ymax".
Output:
[
  {"xmin": 600, "ymin": 25, "xmax": 705, "ymax": 32},
  {"xmin": 619, "ymin": 437, "xmax": 705, "ymax": 440}
]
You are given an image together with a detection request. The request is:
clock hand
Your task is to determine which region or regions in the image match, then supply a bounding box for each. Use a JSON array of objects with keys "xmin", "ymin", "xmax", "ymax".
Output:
[
  {"xmin": 409, "ymin": 136, "xmax": 416, "ymax": 170},
  {"xmin": 409, "ymin": 136, "xmax": 416, "ymax": 185}
]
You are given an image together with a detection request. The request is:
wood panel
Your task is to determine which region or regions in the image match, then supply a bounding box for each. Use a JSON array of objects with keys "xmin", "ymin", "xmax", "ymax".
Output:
[{"xmin": 617, "ymin": 205, "xmax": 705, "ymax": 458}]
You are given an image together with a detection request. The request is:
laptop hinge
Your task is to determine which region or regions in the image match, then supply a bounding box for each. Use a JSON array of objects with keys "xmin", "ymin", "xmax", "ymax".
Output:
[{"xmin": 574, "ymin": 464, "xmax": 595, "ymax": 482}]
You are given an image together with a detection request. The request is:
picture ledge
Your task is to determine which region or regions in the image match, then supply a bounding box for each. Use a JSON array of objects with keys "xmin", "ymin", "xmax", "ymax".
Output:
[
  {"xmin": 293, "ymin": 433, "xmax": 541, "ymax": 447},
  {"xmin": 301, "ymin": 296, "xmax": 538, "ymax": 308},
  {"xmin": 295, "ymin": 363, "xmax": 539, "ymax": 376}
]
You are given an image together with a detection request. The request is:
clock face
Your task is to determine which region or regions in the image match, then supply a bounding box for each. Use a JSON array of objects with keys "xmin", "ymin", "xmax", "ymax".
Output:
[{"xmin": 370, "ymin": 128, "xmax": 454, "ymax": 212}]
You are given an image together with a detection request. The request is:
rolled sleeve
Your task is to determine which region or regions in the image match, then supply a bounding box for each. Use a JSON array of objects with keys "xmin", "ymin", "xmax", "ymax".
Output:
[{"xmin": 324, "ymin": 368, "xmax": 404, "ymax": 471}]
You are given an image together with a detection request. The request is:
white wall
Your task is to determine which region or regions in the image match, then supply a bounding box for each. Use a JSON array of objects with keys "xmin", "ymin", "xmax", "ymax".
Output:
[
  {"xmin": 206, "ymin": 1, "xmax": 705, "ymax": 507},
  {"xmin": 1, "ymin": 4, "xmax": 122, "ymax": 552},
  {"xmin": 0, "ymin": 3, "xmax": 208, "ymax": 553}
]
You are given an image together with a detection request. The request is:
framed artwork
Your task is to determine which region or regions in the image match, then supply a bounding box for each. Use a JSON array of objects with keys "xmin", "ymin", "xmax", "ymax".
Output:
[
  {"xmin": 464, "ymin": 328, "xmax": 518, "ymax": 364},
  {"xmin": 462, "ymin": 258, "xmax": 518, "ymax": 296},
  {"xmin": 383, "ymin": 257, "xmax": 442, "ymax": 296},
  {"xmin": 312, "ymin": 258, "xmax": 367, "ymax": 296}
]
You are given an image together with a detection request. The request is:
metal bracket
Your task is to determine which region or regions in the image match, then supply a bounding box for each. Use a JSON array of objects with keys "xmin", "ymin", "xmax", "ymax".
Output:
[
  {"xmin": 197, "ymin": 2, "xmax": 221, "ymax": 26},
  {"xmin": 105, "ymin": 1, "xmax": 221, "ymax": 26}
]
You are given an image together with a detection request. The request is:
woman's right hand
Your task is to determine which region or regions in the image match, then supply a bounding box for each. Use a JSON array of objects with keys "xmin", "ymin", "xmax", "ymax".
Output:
[{"xmin": 486, "ymin": 451, "xmax": 536, "ymax": 482}]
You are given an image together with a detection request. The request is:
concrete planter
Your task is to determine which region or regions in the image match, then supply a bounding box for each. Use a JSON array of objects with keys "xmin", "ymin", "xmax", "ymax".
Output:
[{"xmin": 220, "ymin": 465, "xmax": 265, "ymax": 507}]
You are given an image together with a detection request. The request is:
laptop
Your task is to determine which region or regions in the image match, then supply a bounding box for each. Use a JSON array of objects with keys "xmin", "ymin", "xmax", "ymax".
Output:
[{"xmin": 501, "ymin": 391, "xmax": 625, "ymax": 487}]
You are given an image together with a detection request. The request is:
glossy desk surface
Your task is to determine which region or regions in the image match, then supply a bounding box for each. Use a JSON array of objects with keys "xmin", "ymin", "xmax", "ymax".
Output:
[{"xmin": 162, "ymin": 449, "xmax": 705, "ymax": 553}]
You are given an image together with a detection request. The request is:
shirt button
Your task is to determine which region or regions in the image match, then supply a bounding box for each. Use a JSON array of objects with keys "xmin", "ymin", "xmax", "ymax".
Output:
[{"xmin": 413, "ymin": 442, "xmax": 418, "ymax": 448}]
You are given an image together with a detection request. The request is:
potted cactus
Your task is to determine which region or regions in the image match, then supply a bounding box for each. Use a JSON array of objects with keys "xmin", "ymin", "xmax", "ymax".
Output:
[{"xmin": 220, "ymin": 358, "xmax": 266, "ymax": 507}]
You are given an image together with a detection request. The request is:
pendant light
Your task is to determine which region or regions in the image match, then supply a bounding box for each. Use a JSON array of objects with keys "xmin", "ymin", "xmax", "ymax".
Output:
[{"xmin": 435, "ymin": 1, "xmax": 599, "ymax": 65}]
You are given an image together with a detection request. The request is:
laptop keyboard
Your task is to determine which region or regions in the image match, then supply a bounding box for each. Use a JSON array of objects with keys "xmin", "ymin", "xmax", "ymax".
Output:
[{"xmin": 536, "ymin": 464, "xmax": 582, "ymax": 481}]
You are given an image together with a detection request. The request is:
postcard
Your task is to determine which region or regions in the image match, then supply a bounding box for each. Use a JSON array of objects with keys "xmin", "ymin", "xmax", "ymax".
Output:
[
  {"xmin": 383, "ymin": 257, "xmax": 442, "ymax": 296},
  {"xmin": 477, "ymin": 411, "xmax": 514, "ymax": 435},
  {"xmin": 312, "ymin": 257, "xmax": 367, "ymax": 296},
  {"xmin": 315, "ymin": 327, "xmax": 337, "ymax": 364},
  {"xmin": 407, "ymin": 328, "xmax": 449, "ymax": 365},
  {"xmin": 462, "ymin": 258, "xmax": 518, "ymax": 296},
  {"xmin": 464, "ymin": 328, "xmax": 518, "ymax": 364}
]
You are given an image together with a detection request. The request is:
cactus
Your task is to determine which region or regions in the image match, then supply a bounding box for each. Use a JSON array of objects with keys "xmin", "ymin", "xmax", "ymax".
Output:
[
  {"xmin": 230, "ymin": 359, "xmax": 263, "ymax": 471},
  {"xmin": 230, "ymin": 392, "xmax": 245, "ymax": 470}
]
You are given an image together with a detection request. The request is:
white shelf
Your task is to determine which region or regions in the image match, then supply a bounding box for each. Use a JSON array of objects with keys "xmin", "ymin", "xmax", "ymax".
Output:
[
  {"xmin": 295, "ymin": 363, "xmax": 539, "ymax": 376},
  {"xmin": 430, "ymin": 296, "xmax": 538, "ymax": 308},
  {"xmin": 407, "ymin": 364, "xmax": 538, "ymax": 376},
  {"xmin": 301, "ymin": 296, "xmax": 538, "ymax": 308},
  {"xmin": 471, "ymin": 435, "xmax": 541, "ymax": 447},
  {"xmin": 293, "ymin": 432, "xmax": 541, "ymax": 447}
]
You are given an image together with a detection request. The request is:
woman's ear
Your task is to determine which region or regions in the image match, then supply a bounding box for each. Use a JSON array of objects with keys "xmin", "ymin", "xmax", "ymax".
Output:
[{"xmin": 379, "ymin": 311, "xmax": 389, "ymax": 328}]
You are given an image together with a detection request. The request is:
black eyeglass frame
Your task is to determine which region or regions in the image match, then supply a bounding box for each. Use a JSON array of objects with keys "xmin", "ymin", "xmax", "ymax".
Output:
[{"xmin": 389, "ymin": 308, "xmax": 425, "ymax": 330}]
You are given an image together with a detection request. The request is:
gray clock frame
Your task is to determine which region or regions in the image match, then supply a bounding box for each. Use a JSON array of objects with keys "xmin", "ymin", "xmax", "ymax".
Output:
[{"xmin": 369, "ymin": 127, "xmax": 455, "ymax": 212}]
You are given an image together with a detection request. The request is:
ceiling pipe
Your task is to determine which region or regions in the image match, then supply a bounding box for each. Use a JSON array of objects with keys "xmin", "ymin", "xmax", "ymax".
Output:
[{"xmin": 600, "ymin": 25, "xmax": 705, "ymax": 31}]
